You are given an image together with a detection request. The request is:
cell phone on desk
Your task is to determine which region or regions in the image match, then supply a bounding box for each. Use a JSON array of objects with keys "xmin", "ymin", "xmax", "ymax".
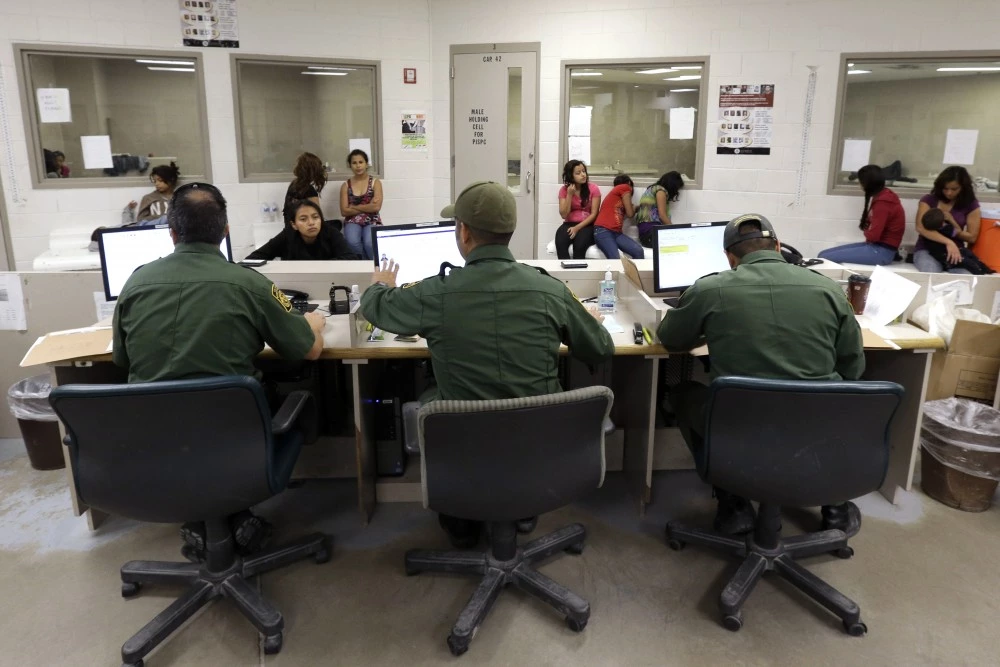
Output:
[
  {"xmin": 238, "ymin": 259, "xmax": 267, "ymax": 267},
  {"xmin": 561, "ymin": 261, "xmax": 588, "ymax": 269}
]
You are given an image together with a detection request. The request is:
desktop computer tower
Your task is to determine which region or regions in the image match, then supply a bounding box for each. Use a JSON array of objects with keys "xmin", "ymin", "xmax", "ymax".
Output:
[{"xmin": 374, "ymin": 362, "xmax": 409, "ymax": 476}]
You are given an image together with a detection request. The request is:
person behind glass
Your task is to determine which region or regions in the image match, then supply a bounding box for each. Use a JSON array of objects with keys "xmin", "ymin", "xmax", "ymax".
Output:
[
  {"xmin": 44, "ymin": 149, "xmax": 69, "ymax": 178},
  {"xmin": 124, "ymin": 162, "xmax": 181, "ymax": 225},
  {"xmin": 246, "ymin": 199, "xmax": 358, "ymax": 261},
  {"xmin": 817, "ymin": 164, "xmax": 904, "ymax": 265},
  {"xmin": 593, "ymin": 174, "xmax": 644, "ymax": 259},
  {"xmin": 634, "ymin": 171, "xmax": 684, "ymax": 247},
  {"xmin": 555, "ymin": 160, "xmax": 601, "ymax": 259},
  {"xmin": 913, "ymin": 166, "xmax": 982, "ymax": 274},
  {"xmin": 284, "ymin": 152, "xmax": 326, "ymax": 218},
  {"xmin": 339, "ymin": 149, "xmax": 383, "ymax": 260}
]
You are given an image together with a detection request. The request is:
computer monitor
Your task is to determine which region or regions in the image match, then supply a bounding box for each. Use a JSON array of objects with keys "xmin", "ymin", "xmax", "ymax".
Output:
[
  {"xmin": 371, "ymin": 221, "xmax": 465, "ymax": 286},
  {"xmin": 652, "ymin": 222, "xmax": 731, "ymax": 294},
  {"xmin": 98, "ymin": 225, "xmax": 233, "ymax": 301}
]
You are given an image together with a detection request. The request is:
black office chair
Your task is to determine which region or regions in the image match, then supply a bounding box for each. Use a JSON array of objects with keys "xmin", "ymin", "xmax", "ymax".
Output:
[
  {"xmin": 49, "ymin": 376, "xmax": 331, "ymax": 667},
  {"xmin": 664, "ymin": 377, "xmax": 903, "ymax": 635},
  {"xmin": 404, "ymin": 386, "xmax": 614, "ymax": 656}
]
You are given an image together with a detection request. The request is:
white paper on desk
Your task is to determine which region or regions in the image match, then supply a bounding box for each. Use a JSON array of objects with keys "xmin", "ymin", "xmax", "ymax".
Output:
[
  {"xmin": 669, "ymin": 107, "xmax": 695, "ymax": 140},
  {"xmin": 36, "ymin": 88, "xmax": 71, "ymax": 123},
  {"xmin": 943, "ymin": 129, "xmax": 978, "ymax": 166},
  {"xmin": 841, "ymin": 139, "xmax": 871, "ymax": 172},
  {"xmin": 601, "ymin": 314, "xmax": 625, "ymax": 334},
  {"xmin": 568, "ymin": 137, "xmax": 591, "ymax": 165},
  {"xmin": 863, "ymin": 265, "xmax": 921, "ymax": 326},
  {"xmin": 568, "ymin": 106, "xmax": 592, "ymax": 137},
  {"xmin": 349, "ymin": 138, "xmax": 373, "ymax": 169},
  {"xmin": 929, "ymin": 279, "xmax": 974, "ymax": 306},
  {"xmin": 93, "ymin": 292, "xmax": 116, "ymax": 323},
  {"xmin": 81, "ymin": 135, "xmax": 113, "ymax": 169},
  {"xmin": 0, "ymin": 274, "xmax": 27, "ymax": 331}
]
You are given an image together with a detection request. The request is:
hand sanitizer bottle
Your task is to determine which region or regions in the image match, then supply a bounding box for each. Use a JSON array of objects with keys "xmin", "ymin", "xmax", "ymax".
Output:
[
  {"xmin": 349, "ymin": 284, "xmax": 360, "ymax": 312},
  {"xmin": 599, "ymin": 266, "xmax": 616, "ymax": 313}
]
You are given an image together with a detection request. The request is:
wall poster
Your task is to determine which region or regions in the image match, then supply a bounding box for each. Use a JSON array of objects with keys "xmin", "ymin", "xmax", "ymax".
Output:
[
  {"xmin": 179, "ymin": 0, "xmax": 240, "ymax": 48},
  {"xmin": 401, "ymin": 111, "xmax": 428, "ymax": 151},
  {"xmin": 717, "ymin": 84, "xmax": 774, "ymax": 155}
]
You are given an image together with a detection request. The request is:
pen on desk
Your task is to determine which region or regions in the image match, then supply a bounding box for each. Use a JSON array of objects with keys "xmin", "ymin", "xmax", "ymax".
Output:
[{"xmin": 642, "ymin": 326, "xmax": 653, "ymax": 345}]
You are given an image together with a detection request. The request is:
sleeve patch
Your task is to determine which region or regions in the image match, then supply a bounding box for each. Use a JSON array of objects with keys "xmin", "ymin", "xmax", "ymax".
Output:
[
  {"xmin": 272, "ymin": 284, "xmax": 292, "ymax": 312},
  {"xmin": 401, "ymin": 279, "xmax": 423, "ymax": 289}
]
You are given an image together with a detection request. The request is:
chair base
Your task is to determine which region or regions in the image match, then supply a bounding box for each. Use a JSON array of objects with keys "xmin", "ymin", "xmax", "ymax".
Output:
[
  {"xmin": 665, "ymin": 508, "xmax": 866, "ymax": 636},
  {"xmin": 118, "ymin": 531, "xmax": 331, "ymax": 667},
  {"xmin": 404, "ymin": 522, "xmax": 590, "ymax": 656}
]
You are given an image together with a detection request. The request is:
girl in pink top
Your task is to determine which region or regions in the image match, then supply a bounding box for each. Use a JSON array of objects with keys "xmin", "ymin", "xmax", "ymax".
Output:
[{"xmin": 555, "ymin": 160, "xmax": 601, "ymax": 259}]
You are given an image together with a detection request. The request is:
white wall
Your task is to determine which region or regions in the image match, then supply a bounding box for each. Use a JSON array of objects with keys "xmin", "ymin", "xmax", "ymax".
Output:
[
  {"xmin": 0, "ymin": 0, "xmax": 434, "ymax": 268},
  {"xmin": 428, "ymin": 0, "xmax": 1000, "ymax": 258}
]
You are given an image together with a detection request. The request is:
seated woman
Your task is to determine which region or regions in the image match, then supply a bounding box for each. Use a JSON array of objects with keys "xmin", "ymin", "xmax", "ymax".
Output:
[
  {"xmin": 246, "ymin": 199, "xmax": 358, "ymax": 261},
  {"xmin": 555, "ymin": 160, "xmax": 601, "ymax": 259},
  {"xmin": 90, "ymin": 162, "xmax": 181, "ymax": 250},
  {"xmin": 593, "ymin": 174, "xmax": 644, "ymax": 259},
  {"xmin": 634, "ymin": 171, "xmax": 684, "ymax": 247},
  {"xmin": 818, "ymin": 164, "xmax": 904, "ymax": 265},
  {"xmin": 339, "ymin": 149, "xmax": 383, "ymax": 259},
  {"xmin": 913, "ymin": 166, "xmax": 981, "ymax": 274},
  {"xmin": 284, "ymin": 152, "xmax": 326, "ymax": 219}
]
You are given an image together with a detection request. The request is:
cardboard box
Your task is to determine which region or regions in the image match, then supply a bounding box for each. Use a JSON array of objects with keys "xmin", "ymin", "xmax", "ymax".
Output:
[
  {"xmin": 926, "ymin": 320, "xmax": 1000, "ymax": 402},
  {"xmin": 20, "ymin": 327, "xmax": 113, "ymax": 368}
]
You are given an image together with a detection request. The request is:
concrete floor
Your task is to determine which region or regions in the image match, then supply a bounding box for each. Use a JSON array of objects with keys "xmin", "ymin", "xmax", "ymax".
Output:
[{"xmin": 1, "ymin": 437, "xmax": 999, "ymax": 666}]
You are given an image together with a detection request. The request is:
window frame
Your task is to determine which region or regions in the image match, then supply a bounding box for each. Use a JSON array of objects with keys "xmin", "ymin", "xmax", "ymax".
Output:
[
  {"xmin": 829, "ymin": 50, "xmax": 1000, "ymax": 202},
  {"xmin": 559, "ymin": 56, "xmax": 710, "ymax": 190},
  {"xmin": 14, "ymin": 43, "xmax": 213, "ymax": 190},
  {"xmin": 230, "ymin": 54, "xmax": 383, "ymax": 184}
]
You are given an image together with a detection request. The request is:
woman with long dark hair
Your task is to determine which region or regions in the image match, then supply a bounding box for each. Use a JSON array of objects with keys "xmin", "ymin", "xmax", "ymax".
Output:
[
  {"xmin": 913, "ymin": 166, "xmax": 982, "ymax": 273},
  {"xmin": 284, "ymin": 152, "xmax": 327, "ymax": 218},
  {"xmin": 247, "ymin": 199, "xmax": 357, "ymax": 261},
  {"xmin": 817, "ymin": 164, "xmax": 904, "ymax": 265},
  {"xmin": 634, "ymin": 171, "xmax": 684, "ymax": 247},
  {"xmin": 555, "ymin": 159, "xmax": 601, "ymax": 259}
]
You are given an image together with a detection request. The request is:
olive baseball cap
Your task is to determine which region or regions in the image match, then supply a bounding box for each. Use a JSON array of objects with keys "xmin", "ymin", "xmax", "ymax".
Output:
[
  {"xmin": 440, "ymin": 181, "xmax": 517, "ymax": 234},
  {"xmin": 723, "ymin": 213, "xmax": 778, "ymax": 250}
]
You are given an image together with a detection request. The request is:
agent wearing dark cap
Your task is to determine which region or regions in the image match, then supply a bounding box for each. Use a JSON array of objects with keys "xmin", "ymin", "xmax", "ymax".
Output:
[
  {"xmin": 657, "ymin": 213, "xmax": 865, "ymax": 536},
  {"xmin": 360, "ymin": 181, "xmax": 614, "ymax": 546}
]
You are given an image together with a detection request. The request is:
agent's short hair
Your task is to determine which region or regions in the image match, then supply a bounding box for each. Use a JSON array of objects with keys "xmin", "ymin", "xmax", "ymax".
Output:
[
  {"xmin": 728, "ymin": 221, "xmax": 777, "ymax": 258},
  {"xmin": 461, "ymin": 221, "xmax": 513, "ymax": 247},
  {"xmin": 168, "ymin": 184, "xmax": 227, "ymax": 245}
]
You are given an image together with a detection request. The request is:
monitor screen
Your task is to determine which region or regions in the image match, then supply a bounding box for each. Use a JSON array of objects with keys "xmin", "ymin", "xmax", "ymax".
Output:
[
  {"xmin": 98, "ymin": 226, "xmax": 233, "ymax": 301},
  {"xmin": 372, "ymin": 222, "xmax": 465, "ymax": 286},
  {"xmin": 652, "ymin": 222, "xmax": 731, "ymax": 293}
]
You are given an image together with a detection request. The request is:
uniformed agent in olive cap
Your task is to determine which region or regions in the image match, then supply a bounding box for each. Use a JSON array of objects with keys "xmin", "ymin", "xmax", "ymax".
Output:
[{"xmin": 360, "ymin": 181, "xmax": 614, "ymax": 547}]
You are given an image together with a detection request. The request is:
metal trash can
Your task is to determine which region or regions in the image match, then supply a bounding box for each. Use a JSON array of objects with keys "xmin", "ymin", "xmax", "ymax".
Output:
[{"xmin": 7, "ymin": 374, "xmax": 64, "ymax": 471}]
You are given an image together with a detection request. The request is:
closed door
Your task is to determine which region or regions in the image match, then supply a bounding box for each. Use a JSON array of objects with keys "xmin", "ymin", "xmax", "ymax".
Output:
[{"xmin": 451, "ymin": 47, "xmax": 537, "ymax": 259}]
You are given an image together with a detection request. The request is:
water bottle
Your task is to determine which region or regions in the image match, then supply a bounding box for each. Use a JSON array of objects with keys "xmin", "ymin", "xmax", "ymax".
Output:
[
  {"xmin": 260, "ymin": 203, "xmax": 271, "ymax": 222},
  {"xmin": 270, "ymin": 202, "xmax": 279, "ymax": 223},
  {"xmin": 349, "ymin": 284, "xmax": 360, "ymax": 313}
]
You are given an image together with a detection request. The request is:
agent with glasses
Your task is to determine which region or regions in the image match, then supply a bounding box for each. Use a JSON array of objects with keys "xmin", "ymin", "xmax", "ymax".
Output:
[{"xmin": 112, "ymin": 182, "xmax": 327, "ymax": 560}]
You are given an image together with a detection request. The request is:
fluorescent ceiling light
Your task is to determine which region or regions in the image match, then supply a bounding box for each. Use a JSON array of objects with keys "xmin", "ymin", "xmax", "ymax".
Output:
[
  {"xmin": 307, "ymin": 66, "xmax": 356, "ymax": 71},
  {"xmin": 571, "ymin": 72, "xmax": 603, "ymax": 76},
  {"xmin": 670, "ymin": 88, "xmax": 697, "ymax": 92},
  {"xmin": 147, "ymin": 67, "xmax": 195, "ymax": 72},
  {"xmin": 665, "ymin": 75, "xmax": 701, "ymax": 81},
  {"xmin": 671, "ymin": 65, "xmax": 702, "ymax": 70},
  {"xmin": 937, "ymin": 66, "xmax": 1000, "ymax": 72},
  {"xmin": 302, "ymin": 71, "xmax": 347, "ymax": 76},
  {"xmin": 847, "ymin": 70, "xmax": 871, "ymax": 75},
  {"xmin": 635, "ymin": 68, "xmax": 676, "ymax": 74},
  {"xmin": 136, "ymin": 59, "xmax": 194, "ymax": 66},
  {"xmin": 848, "ymin": 62, "xmax": 855, "ymax": 67}
]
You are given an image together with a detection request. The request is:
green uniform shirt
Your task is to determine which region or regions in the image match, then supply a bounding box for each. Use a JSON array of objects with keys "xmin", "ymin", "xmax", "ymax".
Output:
[
  {"xmin": 657, "ymin": 250, "xmax": 865, "ymax": 381},
  {"xmin": 360, "ymin": 244, "xmax": 615, "ymax": 401},
  {"xmin": 112, "ymin": 242, "xmax": 316, "ymax": 383}
]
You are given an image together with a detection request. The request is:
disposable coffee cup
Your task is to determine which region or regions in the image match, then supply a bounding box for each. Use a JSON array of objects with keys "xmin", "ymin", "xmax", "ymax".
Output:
[{"xmin": 847, "ymin": 274, "xmax": 871, "ymax": 315}]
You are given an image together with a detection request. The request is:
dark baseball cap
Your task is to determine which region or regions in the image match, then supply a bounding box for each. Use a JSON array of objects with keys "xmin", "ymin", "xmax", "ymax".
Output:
[
  {"xmin": 440, "ymin": 181, "xmax": 517, "ymax": 234},
  {"xmin": 723, "ymin": 213, "xmax": 777, "ymax": 250}
]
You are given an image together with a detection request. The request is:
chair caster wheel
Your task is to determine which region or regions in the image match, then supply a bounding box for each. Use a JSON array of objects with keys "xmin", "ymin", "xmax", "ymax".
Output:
[
  {"xmin": 121, "ymin": 582, "xmax": 141, "ymax": 598},
  {"xmin": 844, "ymin": 620, "xmax": 867, "ymax": 636},
  {"xmin": 565, "ymin": 541, "xmax": 585, "ymax": 555},
  {"xmin": 447, "ymin": 633, "xmax": 469, "ymax": 656},
  {"xmin": 722, "ymin": 614, "xmax": 743, "ymax": 632},
  {"xmin": 667, "ymin": 539, "xmax": 685, "ymax": 551},
  {"xmin": 835, "ymin": 546, "xmax": 854, "ymax": 559},
  {"xmin": 263, "ymin": 632, "xmax": 283, "ymax": 654},
  {"xmin": 567, "ymin": 617, "xmax": 588, "ymax": 632}
]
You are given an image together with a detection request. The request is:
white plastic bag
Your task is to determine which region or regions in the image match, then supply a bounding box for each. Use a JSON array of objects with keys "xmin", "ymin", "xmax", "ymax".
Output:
[
  {"xmin": 7, "ymin": 374, "xmax": 57, "ymax": 422},
  {"xmin": 911, "ymin": 291, "xmax": 992, "ymax": 346},
  {"xmin": 921, "ymin": 398, "xmax": 1000, "ymax": 481}
]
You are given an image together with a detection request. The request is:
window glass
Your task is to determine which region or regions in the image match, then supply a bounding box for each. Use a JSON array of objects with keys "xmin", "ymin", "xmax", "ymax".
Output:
[{"xmin": 235, "ymin": 59, "xmax": 379, "ymax": 179}]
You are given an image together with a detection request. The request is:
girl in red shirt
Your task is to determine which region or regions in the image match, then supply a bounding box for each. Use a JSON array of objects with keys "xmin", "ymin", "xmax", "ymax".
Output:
[
  {"xmin": 593, "ymin": 174, "xmax": 644, "ymax": 259},
  {"xmin": 818, "ymin": 164, "xmax": 904, "ymax": 265}
]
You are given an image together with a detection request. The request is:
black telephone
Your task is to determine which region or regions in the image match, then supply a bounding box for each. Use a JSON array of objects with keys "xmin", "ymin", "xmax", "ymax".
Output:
[{"xmin": 329, "ymin": 285, "xmax": 351, "ymax": 315}]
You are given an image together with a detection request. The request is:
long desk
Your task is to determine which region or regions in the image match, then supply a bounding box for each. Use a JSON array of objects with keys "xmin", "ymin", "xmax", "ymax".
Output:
[{"xmin": 29, "ymin": 261, "xmax": 954, "ymax": 530}]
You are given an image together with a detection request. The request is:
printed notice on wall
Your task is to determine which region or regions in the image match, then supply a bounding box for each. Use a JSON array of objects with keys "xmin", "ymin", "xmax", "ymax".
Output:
[
  {"xmin": 467, "ymin": 106, "xmax": 488, "ymax": 148},
  {"xmin": 179, "ymin": 0, "xmax": 239, "ymax": 48},
  {"xmin": 841, "ymin": 139, "xmax": 872, "ymax": 172},
  {"xmin": 943, "ymin": 129, "xmax": 978, "ymax": 166},
  {"xmin": 80, "ymin": 135, "xmax": 113, "ymax": 169},
  {"xmin": 717, "ymin": 84, "xmax": 774, "ymax": 155},
  {"xmin": 401, "ymin": 111, "xmax": 427, "ymax": 151},
  {"xmin": 669, "ymin": 107, "xmax": 696, "ymax": 140},
  {"xmin": 36, "ymin": 88, "xmax": 71, "ymax": 123},
  {"xmin": 0, "ymin": 274, "xmax": 27, "ymax": 331}
]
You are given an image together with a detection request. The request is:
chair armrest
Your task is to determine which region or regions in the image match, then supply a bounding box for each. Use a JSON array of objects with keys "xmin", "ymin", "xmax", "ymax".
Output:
[{"xmin": 271, "ymin": 390, "xmax": 315, "ymax": 436}]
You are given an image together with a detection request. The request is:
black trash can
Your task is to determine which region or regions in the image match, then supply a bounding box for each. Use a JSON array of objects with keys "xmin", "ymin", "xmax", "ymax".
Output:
[{"xmin": 7, "ymin": 374, "xmax": 65, "ymax": 471}]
